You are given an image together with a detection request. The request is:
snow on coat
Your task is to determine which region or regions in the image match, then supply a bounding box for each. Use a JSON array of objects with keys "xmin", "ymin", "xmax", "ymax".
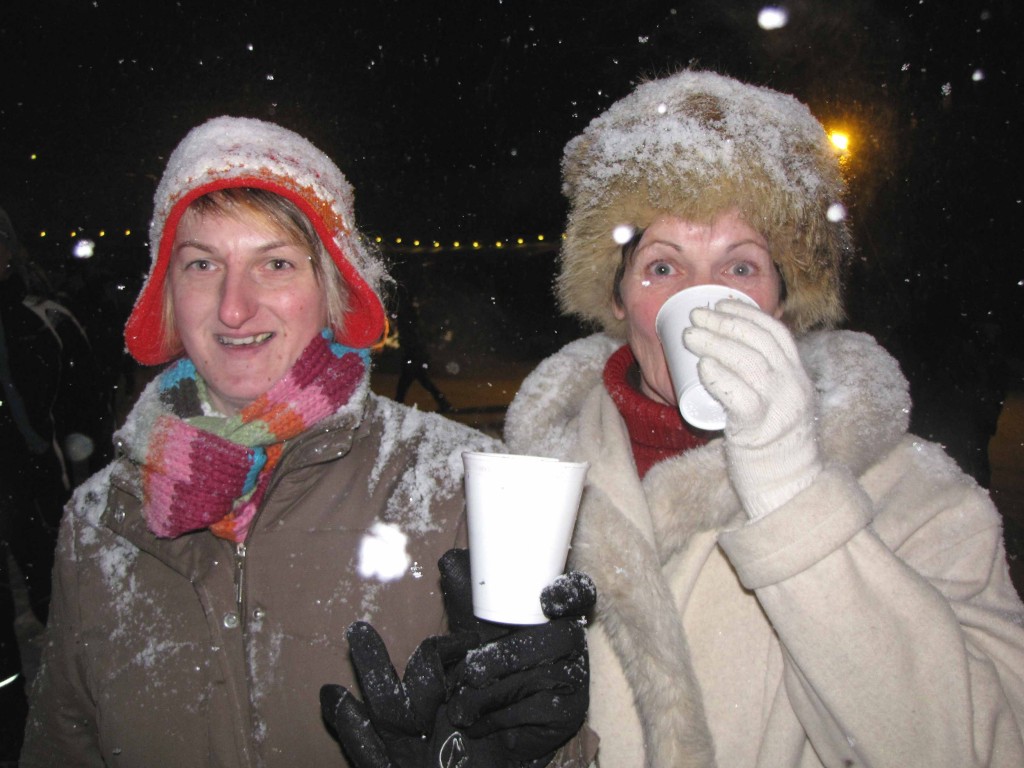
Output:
[{"xmin": 21, "ymin": 371, "xmax": 501, "ymax": 767}]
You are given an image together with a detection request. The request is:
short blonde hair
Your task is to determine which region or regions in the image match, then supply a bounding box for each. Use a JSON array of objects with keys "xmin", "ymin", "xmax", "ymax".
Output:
[{"xmin": 161, "ymin": 188, "xmax": 347, "ymax": 353}]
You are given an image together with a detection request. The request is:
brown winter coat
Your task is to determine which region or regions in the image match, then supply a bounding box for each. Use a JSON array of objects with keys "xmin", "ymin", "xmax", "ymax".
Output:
[{"xmin": 21, "ymin": 384, "xmax": 500, "ymax": 767}]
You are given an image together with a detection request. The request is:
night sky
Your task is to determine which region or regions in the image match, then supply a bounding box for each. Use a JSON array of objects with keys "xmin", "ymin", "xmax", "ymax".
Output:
[
  {"xmin": 4, "ymin": 2, "xmax": 1018, "ymax": 235},
  {"xmin": 2, "ymin": 0, "xmax": 1023, "ymax": 473}
]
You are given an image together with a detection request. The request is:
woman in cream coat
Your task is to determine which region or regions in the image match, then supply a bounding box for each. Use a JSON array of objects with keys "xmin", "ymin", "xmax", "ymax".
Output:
[{"xmin": 504, "ymin": 70, "xmax": 1024, "ymax": 767}]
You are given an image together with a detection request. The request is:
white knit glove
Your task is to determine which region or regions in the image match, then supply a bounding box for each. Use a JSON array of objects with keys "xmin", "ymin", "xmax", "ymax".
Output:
[{"xmin": 684, "ymin": 300, "xmax": 822, "ymax": 520}]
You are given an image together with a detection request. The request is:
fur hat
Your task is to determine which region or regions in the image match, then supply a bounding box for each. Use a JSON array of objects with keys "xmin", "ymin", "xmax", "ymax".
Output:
[
  {"xmin": 558, "ymin": 70, "xmax": 851, "ymax": 337},
  {"xmin": 124, "ymin": 116, "xmax": 388, "ymax": 366}
]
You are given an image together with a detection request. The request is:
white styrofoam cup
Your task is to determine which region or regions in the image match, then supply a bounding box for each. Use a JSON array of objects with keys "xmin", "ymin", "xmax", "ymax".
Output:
[
  {"xmin": 654, "ymin": 285, "xmax": 760, "ymax": 430},
  {"xmin": 462, "ymin": 451, "xmax": 589, "ymax": 624}
]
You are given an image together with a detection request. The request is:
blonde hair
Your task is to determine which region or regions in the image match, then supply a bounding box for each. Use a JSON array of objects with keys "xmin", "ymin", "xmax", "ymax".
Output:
[{"xmin": 161, "ymin": 188, "xmax": 347, "ymax": 353}]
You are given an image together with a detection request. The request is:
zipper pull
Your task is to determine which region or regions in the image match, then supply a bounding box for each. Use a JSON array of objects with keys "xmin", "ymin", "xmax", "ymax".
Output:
[{"xmin": 235, "ymin": 542, "xmax": 247, "ymax": 614}]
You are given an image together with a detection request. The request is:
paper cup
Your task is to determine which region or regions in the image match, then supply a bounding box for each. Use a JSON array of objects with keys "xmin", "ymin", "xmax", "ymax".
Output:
[
  {"xmin": 462, "ymin": 451, "xmax": 589, "ymax": 624},
  {"xmin": 655, "ymin": 285, "xmax": 760, "ymax": 430}
]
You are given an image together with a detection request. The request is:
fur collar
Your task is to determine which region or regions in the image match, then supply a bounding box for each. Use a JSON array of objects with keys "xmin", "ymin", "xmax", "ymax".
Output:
[{"xmin": 507, "ymin": 328, "xmax": 909, "ymax": 526}]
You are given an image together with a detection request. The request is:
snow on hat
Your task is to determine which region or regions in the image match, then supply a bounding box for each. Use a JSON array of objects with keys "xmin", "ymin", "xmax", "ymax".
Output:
[
  {"xmin": 124, "ymin": 116, "xmax": 388, "ymax": 366},
  {"xmin": 558, "ymin": 70, "xmax": 851, "ymax": 337}
]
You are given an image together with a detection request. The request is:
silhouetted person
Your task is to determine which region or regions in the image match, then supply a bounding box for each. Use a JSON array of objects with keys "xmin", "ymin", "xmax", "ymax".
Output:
[
  {"xmin": 0, "ymin": 206, "xmax": 102, "ymax": 762},
  {"xmin": 394, "ymin": 264, "xmax": 452, "ymax": 412}
]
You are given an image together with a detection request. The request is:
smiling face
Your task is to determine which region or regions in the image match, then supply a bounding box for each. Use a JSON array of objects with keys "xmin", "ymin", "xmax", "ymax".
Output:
[
  {"xmin": 167, "ymin": 208, "xmax": 328, "ymax": 415},
  {"xmin": 612, "ymin": 210, "xmax": 783, "ymax": 406}
]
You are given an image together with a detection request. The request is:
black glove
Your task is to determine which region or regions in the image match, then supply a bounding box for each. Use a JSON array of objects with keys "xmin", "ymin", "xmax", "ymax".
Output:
[
  {"xmin": 320, "ymin": 548, "xmax": 594, "ymax": 768},
  {"xmin": 441, "ymin": 549, "xmax": 594, "ymax": 763},
  {"xmin": 320, "ymin": 621, "xmax": 482, "ymax": 766}
]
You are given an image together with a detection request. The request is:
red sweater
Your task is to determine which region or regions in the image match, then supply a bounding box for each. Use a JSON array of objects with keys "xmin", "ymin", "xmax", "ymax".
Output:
[{"xmin": 602, "ymin": 345, "xmax": 713, "ymax": 478}]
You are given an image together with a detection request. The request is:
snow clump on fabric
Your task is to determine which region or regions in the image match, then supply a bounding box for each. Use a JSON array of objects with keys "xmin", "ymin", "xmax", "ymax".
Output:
[
  {"xmin": 357, "ymin": 522, "xmax": 412, "ymax": 582},
  {"xmin": 366, "ymin": 396, "xmax": 501, "ymax": 535}
]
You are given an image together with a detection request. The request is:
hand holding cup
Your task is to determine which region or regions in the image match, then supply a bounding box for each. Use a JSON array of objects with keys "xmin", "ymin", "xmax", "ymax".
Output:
[
  {"xmin": 655, "ymin": 285, "xmax": 761, "ymax": 430},
  {"xmin": 461, "ymin": 452, "xmax": 589, "ymax": 625}
]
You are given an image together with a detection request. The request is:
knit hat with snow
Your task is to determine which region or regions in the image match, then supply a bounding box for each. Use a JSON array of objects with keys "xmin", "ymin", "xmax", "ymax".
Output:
[
  {"xmin": 124, "ymin": 116, "xmax": 388, "ymax": 366},
  {"xmin": 558, "ymin": 70, "xmax": 851, "ymax": 338}
]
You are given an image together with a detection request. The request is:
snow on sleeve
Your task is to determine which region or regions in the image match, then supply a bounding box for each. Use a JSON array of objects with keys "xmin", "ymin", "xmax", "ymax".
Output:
[
  {"xmin": 67, "ymin": 463, "xmax": 165, "ymax": 646},
  {"xmin": 72, "ymin": 463, "xmax": 116, "ymax": 523}
]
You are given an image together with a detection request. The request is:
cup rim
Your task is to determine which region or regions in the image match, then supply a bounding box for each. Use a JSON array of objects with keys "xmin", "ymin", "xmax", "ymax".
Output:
[
  {"xmin": 461, "ymin": 451, "xmax": 588, "ymax": 470},
  {"xmin": 655, "ymin": 284, "xmax": 759, "ymax": 336}
]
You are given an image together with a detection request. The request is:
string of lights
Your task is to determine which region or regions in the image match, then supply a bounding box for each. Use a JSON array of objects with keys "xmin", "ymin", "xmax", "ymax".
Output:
[
  {"xmin": 32, "ymin": 230, "xmax": 565, "ymax": 259},
  {"xmin": 373, "ymin": 233, "xmax": 561, "ymax": 254},
  {"xmin": 31, "ymin": 127, "xmax": 850, "ymax": 260}
]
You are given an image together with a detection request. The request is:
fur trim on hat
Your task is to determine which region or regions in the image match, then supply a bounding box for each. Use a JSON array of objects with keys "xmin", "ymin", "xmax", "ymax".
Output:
[
  {"xmin": 124, "ymin": 116, "xmax": 388, "ymax": 366},
  {"xmin": 558, "ymin": 70, "xmax": 851, "ymax": 338}
]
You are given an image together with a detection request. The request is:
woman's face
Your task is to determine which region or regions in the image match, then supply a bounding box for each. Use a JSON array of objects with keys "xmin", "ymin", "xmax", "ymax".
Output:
[
  {"xmin": 612, "ymin": 210, "xmax": 783, "ymax": 406},
  {"xmin": 168, "ymin": 209, "xmax": 328, "ymax": 415}
]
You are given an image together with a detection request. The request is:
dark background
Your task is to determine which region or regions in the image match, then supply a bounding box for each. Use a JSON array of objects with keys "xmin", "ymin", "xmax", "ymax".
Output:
[{"xmin": 2, "ymin": 0, "xmax": 1022, "ymax": 485}]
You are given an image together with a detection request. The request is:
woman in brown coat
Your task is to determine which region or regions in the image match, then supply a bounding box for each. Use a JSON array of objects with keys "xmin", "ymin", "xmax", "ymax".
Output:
[{"xmin": 22, "ymin": 116, "xmax": 592, "ymax": 767}]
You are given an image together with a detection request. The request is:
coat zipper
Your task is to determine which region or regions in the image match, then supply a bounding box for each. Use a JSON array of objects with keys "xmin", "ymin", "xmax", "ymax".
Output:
[{"xmin": 230, "ymin": 430, "xmax": 345, "ymax": 619}]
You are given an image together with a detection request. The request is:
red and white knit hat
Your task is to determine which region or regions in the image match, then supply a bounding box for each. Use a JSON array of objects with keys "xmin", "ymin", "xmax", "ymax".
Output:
[{"xmin": 124, "ymin": 116, "xmax": 388, "ymax": 365}]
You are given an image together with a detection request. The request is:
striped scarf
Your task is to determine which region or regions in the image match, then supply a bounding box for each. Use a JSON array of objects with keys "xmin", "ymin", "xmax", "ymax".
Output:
[{"xmin": 138, "ymin": 329, "xmax": 368, "ymax": 543}]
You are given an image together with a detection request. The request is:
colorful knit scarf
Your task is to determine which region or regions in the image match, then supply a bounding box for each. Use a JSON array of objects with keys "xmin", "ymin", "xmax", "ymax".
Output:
[
  {"xmin": 138, "ymin": 329, "xmax": 368, "ymax": 543},
  {"xmin": 603, "ymin": 344, "xmax": 713, "ymax": 478}
]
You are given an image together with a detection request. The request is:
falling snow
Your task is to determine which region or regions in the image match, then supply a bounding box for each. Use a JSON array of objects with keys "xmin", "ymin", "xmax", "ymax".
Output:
[{"xmin": 757, "ymin": 6, "xmax": 790, "ymax": 30}]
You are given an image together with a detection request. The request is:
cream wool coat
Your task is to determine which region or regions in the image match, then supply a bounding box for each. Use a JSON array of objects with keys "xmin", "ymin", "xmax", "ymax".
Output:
[{"xmin": 505, "ymin": 330, "xmax": 1024, "ymax": 768}]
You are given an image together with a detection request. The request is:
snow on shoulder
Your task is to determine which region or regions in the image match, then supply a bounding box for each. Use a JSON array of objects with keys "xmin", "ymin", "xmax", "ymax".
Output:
[{"xmin": 366, "ymin": 394, "xmax": 502, "ymax": 535}]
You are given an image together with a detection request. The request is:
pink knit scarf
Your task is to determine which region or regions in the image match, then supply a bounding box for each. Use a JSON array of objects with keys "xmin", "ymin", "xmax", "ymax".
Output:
[{"xmin": 137, "ymin": 330, "xmax": 367, "ymax": 543}]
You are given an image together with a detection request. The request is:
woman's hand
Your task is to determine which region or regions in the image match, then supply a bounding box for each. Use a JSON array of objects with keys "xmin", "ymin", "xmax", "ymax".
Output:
[
  {"xmin": 320, "ymin": 549, "xmax": 594, "ymax": 767},
  {"xmin": 684, "ymin": 299, "xmax": 823, "ymax": 519}
]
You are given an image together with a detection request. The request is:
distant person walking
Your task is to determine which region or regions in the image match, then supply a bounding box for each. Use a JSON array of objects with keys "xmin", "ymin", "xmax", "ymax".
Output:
[{"xmin": 394, "ymin": 263, "xmax": 452, "ymax": 412}]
